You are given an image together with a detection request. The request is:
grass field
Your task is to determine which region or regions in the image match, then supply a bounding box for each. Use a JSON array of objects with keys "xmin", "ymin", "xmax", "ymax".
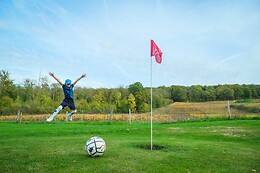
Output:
[
  {"xmin": 153, "ymin": 101, "xmax": 260, "ymax": 117},
  {"xmin": 0, "ymin": 120, "xmax": 259, "ymax": 173}
]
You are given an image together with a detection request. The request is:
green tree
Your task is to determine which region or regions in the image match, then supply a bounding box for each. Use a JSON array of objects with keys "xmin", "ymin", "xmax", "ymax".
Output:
[
  {"xmin": 202, "ymin": 86, "xmax": 216, "ymax": 101},
  {"xmin": 255, "ymin": 85, "xmax": 260, "ymax": 99},
  {"xmin": 50, "ymin": 83, "xmax": 63, "ymax": 102},
  {"xmin": 118, "ymin": 98, "xmax": 129, "ymax": 113},
  {"xmin": 189, "ymin": 85, "xmax": 204, "ymax": 102},
  {"xmin": 0, "ymin": 70, "xmax": 17, "ymax": 99},
  {"xmin": 248, "ymin": 84, "xmax": 258, "ymax": 98},
  {"xmin": 91, "ymin": 101, "xmax": 103, "ymax": 113},
  {"xmin": 242, "ymin": 85, "xmax": 252, "ymax": 99},
  {"xmin": 127, "ymin": 94, "xmax": 136, "ymax": 112},
  {"xmin": 128, "ymin": 82, "xmax": 144, "ymax": 95},
  {"xmin": 0, "ymin": 96, "xmax": 13, "ymax": 114},
  {"xmin": 109, "ymin": 90, "xmax": 121, "ymax": 106},
  {"xmin": 20, "ymin": 79, "xmax": 36, "ymax": 102},
  {"xmin": 232, "ymin": 84, "xmax": 244, "ymax": 99},
  {"xmin": 128, "ymin": 82, "xmax": 148, "ymax": 113},
  {"xmin": 77, "ymin": 99, "xmax": 91, "ymax": 113},
  {"xmin": 216, "ymin": 85, "xmax": 234, "ymax": 100},
  {"xmin": 170, "ymin": 85, "xmax": 188, "ymax": 102},
  {"xmin": 93, "ymin": 90, "xmax": 106, "ymax": 103},
  {"xmin": 0, "ymin": 71, "xmax": 18, "ymax": 114},
  {"xmin": 135, "ymin": 91, "xmax": 148, "ymax": 113}
]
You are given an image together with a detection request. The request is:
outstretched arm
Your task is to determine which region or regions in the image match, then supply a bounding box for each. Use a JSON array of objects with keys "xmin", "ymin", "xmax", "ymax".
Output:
[
  {"xmin": 73, "ymin": 74, "xmax": 86, "ymax": 86},
  {"xmin": 49, "ymin": 72, "xmax": 63, "ymax": 85}
]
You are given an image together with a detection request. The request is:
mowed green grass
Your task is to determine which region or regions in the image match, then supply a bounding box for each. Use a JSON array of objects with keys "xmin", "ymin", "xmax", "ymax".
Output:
[{"xmin": 0, "ymin": 120, "xmax": 259, "ymax": 173}]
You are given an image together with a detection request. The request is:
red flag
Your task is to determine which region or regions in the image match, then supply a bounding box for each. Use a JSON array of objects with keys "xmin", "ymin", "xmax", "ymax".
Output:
[{"xmin": 150, "ymin": 40, "xmax": 163, "ymax": 64}]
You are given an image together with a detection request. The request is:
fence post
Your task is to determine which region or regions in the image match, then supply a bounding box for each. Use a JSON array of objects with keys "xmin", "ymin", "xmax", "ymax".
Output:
[
  {"xmin": 81, "ymin": 112, "xmax": 83, "ymax": 121},
  {"xmin": 17, "ymin": 111, "xmax": 19, "ymax": 122},
  {"xmin": 109, "ymin": 106, "xmax": 114, "ymax": 122},
  {"xmin": 17, "ymin": 110, "xmax": 22, "ymax": 123},
  {"xmin": 227, "ymin": 101, "xmax": 231, "ymax": 119},
  {"xmin": 129, "ymin": 109, "xmax": 132, "ymax": 124},
  {"xmin": 19, "ymin": 111, "xmax": 23, "ymax": 123}
]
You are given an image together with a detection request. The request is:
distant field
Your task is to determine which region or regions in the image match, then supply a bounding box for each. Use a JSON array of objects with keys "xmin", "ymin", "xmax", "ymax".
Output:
[
  {"xmin": 153, "ymin": 101, "xmax": 260, "ymax": 118},
  {"xmin": 0, "ymin": 120, "xmax": 259, "ymax": 173},
  {"xmin": 0, "ymin": 101, "xmax": 259, "ymax": 123}
]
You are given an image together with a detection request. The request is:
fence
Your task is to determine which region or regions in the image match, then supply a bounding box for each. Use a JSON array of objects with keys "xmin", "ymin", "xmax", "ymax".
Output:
[{"xmin": 0, "ymin": 101, "xmax": 259, "ymax": 123}]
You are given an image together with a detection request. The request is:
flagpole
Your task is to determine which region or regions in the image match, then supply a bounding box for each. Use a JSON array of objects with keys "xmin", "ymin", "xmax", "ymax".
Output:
[
  {"xmin": 150, "ymin": 39, "xmax": 162, "ymax": 151},
  {"xmin": 150, "ymin": 55, "xmax": 153, "ymax": 150}
]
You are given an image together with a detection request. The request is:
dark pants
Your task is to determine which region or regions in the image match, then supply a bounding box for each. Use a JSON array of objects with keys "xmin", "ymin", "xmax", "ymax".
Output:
[{"xmin": 60, "ymin": 98, "xmax": 76, "ymax": 110}]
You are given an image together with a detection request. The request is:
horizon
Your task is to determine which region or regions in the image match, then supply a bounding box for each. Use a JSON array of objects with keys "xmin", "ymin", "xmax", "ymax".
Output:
[{"xmin": 4, "ymin": 70, "xmax": 259, "ymax": 89}]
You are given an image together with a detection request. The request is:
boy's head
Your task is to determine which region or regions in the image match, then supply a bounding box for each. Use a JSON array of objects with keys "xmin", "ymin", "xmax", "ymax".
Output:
[{"xmin": 65, "ymin": 79, "xmax": 71, "ymax": 86}]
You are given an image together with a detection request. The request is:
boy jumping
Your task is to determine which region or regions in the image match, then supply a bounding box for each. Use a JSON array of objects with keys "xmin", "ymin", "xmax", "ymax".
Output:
[{"xmin": 47, "ymin": 72, "xmax": 86, "ymax": 122}]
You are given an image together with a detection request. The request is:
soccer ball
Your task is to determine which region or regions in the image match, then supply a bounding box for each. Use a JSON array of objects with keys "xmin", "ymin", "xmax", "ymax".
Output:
[{"xmin": 86, "ymin": 136, "xmax": 106, "ymax": 157}]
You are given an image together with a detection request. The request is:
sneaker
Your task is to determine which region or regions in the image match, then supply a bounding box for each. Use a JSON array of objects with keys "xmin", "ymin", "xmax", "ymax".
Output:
[
  {"xmin": 46, "ymin": 117, "xmax": 53, "ymax": 122},
  {"xmin": 66, "ymin": 114, "xmax": 72, "ymax": 121}
]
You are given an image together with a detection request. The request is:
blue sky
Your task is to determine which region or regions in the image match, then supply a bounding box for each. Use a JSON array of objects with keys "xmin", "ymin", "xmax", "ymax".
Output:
[{"xmin": 0, "ymin": 0, "xmax": 259, "ymax": 88}]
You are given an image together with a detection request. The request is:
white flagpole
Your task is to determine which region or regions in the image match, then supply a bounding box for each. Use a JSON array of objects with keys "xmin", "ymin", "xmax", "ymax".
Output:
[{"xmin": 150, "ymin": 55, "xmax": 153, "ymax": 150}]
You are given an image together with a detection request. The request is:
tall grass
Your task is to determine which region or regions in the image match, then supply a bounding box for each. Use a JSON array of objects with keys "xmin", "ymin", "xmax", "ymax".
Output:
[{"xmin": 0, "ymin": 101, "xmax": 259, "ymax": 123}]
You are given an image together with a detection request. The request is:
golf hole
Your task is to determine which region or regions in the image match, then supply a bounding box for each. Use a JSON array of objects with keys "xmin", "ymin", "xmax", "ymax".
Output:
[{"xmin": 137, "ymin": 144, "xmax": 166, "ymax": 150}]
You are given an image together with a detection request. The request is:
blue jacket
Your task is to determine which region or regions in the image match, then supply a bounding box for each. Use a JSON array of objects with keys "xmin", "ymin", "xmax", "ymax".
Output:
[{"xmin": 62, "ymin": 84, "xmax": 74, "ymax": 99}]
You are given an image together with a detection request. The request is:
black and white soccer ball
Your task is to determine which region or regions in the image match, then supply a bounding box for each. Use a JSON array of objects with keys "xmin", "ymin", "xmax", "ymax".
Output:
[{"xmin": 86, "ymin": 136, "xmax": 106, "ymax": 157}]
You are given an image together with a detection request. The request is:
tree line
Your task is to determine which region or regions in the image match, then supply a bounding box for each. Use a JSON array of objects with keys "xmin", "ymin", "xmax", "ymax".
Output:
[{"xmin": 0, "ymin": 70, "xmax": 259, "ymax": 115}]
